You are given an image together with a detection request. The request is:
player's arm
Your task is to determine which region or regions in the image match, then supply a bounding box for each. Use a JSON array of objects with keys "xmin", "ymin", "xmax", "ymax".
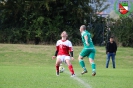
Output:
[
  {"xmin": 69, "ymin": 46, "xmax": 73, "ymax": 57},
  {"xmin": 70, "ymin": 50, "xmax": 74, "ymax": 60},
  {"xmin": 52, "ymin": 41, "xmax": 59, "ymax": 59},
  {"xmin": 84, "ymin": 35, "xmax": 89, "ymax": 46},
  {"xmin": 54, "ymin": 50, "xmax": 58, "ymax": 56},
  {"xmin": 54, "ymin": 45, "xmax": 59, "ymax": 56},
  {"xmin": 69, "ymin": 41, "xmax": 74, "ymax": 60},
  {"xmin": 70, "ymin": 51, "xmax": 73, "ymax": 57},
  {"xmin": 52, "ymin": 47, "xmax": 59, "ymax": 59}
]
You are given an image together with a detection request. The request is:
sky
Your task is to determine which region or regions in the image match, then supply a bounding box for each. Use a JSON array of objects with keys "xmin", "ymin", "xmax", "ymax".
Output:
[{"xmin": 104, "ymin": 0, "xmax": 115, "ymax": 14}]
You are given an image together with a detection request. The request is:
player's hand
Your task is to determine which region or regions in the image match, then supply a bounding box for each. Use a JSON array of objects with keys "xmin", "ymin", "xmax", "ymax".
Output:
[
  {"xmin": 71, "ymin": 57, "xmax": 74, "ymax": 61},
  {"xmin": 52, "ymin": 56, "xmax": 56, "ymax": 59}
]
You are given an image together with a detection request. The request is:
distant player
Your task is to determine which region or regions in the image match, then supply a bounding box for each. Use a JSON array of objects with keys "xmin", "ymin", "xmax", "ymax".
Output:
[
  {"xmin": 78, "ymin": 25, "xmax": 96, "ymax": 76},
  {"xmin": 52, "ymin": 31, "xmax": 75, "ymax": 77}
]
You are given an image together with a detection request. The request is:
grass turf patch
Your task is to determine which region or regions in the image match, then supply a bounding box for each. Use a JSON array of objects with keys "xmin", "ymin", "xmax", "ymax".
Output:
[{"xmin": 0, "ymin": 44, "xmax": 133, "ymax": 88}]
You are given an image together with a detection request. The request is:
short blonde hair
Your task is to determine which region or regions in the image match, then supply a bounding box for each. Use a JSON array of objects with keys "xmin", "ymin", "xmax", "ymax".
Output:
[{"xmin": 81, "ymin": 25, "xmax": 86, "ymax": 30}]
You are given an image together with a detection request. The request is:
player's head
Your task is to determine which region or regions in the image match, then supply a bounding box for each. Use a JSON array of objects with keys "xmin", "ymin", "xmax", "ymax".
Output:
[
  {"xmin": 61, "ymin": 31, "xmax": 68, "ymax": 38},
  {"xmin": 80, "ymin": 25, "xmax": 86, "ymax": 33},
  {"xmin": 110, "ymin": 37, "xmax": 114, "ymax": 42}
]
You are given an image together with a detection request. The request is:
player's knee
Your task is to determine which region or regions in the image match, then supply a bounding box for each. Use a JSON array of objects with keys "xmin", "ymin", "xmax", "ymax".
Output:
[
  {"xmin": 78, "ymin": 57, "xmax": 80, "ymax": 60},
  {"xmin": 56, "ymin": 62, "xmax": 60, "ymax": 66},
  {"xmin": 89, "ymin": 58, "xmax": 94, "ymax": 63},
  {"xmin": 78, "ymin": 55, "xmax": 83, "ymax": 60}
]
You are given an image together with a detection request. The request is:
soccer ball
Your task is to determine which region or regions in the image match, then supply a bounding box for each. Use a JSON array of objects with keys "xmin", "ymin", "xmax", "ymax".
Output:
[{"xmin": 59, "ymin": 66, "xmax": 65, "ymax": 73}]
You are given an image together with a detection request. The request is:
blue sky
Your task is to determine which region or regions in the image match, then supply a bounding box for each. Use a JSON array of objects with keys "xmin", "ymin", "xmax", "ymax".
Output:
[{"xmin": 104, "ymin": 0, "xmax": 115, "ymax": 14}]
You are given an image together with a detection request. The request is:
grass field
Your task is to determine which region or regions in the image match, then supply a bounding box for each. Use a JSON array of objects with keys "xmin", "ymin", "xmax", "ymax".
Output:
[{"xmin": 0, "ymin": 44, "xmax": 133, "ymax": 88}]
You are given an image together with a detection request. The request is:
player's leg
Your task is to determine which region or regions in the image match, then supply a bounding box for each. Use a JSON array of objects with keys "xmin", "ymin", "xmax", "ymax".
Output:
[
  {"xmin": 78, "ymin": 55, "xmax": 87, "ymax": 73},
  {"xmin": 56, "ymin": 56, "xmax": 62, "ymax": 76},
  {"xmin": 78, "ymin": 49, "xmax": 88, "ymax": 74},
  {"xmin": 88, "ymin": 49, "xmax": 96, "ymax": 76},
  {"xmin": 89, "ymin": 59, "xmax": 96, "ymax": 76},
  {"xmin": 111, "ymin": 53, "xmax": 115, "ymax": 68},
  {"xmin": 65, "ymin": 56, "xmax": 75, "ymax": 77},
  {"xmin": 106, "ymin": 53, "xmax": 111, "ymax": 68}
]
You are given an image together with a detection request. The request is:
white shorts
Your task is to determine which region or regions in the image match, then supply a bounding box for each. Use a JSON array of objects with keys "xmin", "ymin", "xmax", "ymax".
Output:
[{"xmin": 57, "ymin": 55, "xmax": 71, "ymax": 63}]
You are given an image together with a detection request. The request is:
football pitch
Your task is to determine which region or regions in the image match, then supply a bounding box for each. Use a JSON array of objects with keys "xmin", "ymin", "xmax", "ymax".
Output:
[{"xmin": 0, "ymin": 44, "xmax": 133, "ymax": 88}]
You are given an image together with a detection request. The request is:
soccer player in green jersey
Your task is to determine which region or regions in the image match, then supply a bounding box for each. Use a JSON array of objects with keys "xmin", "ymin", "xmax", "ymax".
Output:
[{"xmin": 78, "ymin": 25, "xmax": 96, "ymax": 76}]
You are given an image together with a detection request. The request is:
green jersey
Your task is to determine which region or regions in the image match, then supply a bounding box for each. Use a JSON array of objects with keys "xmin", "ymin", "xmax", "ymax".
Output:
[{"xmin": 81, "ymin": 30, "xmax": 94, "ymax": 49}]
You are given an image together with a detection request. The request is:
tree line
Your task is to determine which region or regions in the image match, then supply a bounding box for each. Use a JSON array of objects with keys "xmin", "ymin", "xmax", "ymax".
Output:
[
  {"xmin": 0, "ymin": 0, "xmax": 132, "ymax": 47},
  {"xmin": 111, "ymin": 15, "xmax": 133, "ymax": 47},
  {"xmin": 0, "ymin": 0, "xmax": 109, "ymax": 45}
]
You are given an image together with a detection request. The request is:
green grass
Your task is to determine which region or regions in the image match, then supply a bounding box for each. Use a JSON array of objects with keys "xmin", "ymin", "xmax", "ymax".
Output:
[{"xmin": 0, "ymin": 44, "xmax": 133, "ymax": 88}]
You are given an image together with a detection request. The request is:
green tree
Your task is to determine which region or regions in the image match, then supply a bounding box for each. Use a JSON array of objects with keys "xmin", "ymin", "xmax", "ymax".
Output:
[
  {"xmin": 0, "ymin": 0, "xmax": 109, "ymax": 45},
  {"xmin": 111, "ymin": 16, "xmax": 133, "ymax": 47}
]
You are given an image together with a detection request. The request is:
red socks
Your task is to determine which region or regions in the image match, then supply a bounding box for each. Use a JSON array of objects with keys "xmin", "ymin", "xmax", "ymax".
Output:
[
  {"xmin": 56, "ymin": 65, "xmax": 59, "ymax": 72},
  {"xmin": 68, "ymin": 65, "xmax": 75, "ymax": 75},
  {"xmin": 56, "ymin": 64, "xmax": 75, "ymax": 75}
]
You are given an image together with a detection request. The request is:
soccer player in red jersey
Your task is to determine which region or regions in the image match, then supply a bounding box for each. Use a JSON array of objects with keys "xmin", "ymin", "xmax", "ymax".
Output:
[{"xmin": 52, "ymin": 31, "xmax": 75, "ymax": 77}]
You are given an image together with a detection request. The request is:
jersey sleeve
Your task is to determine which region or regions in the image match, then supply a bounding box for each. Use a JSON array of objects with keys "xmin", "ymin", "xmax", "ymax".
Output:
[
  {"xmin": 68, "ymin": 41, "xmax": 73, "ymax": 51},
  {"xmin": 83, "ymin": 32, "xmax": 88, "ymax": 37}
]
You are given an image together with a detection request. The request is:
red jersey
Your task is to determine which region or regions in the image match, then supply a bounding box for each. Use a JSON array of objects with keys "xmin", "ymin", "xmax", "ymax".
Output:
[{"xmin": 56, "ymin": 40, "xmax": 73, "ymax": 56}]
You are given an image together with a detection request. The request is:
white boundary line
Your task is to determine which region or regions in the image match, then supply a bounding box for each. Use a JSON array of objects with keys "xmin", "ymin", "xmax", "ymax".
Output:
[{"xmin": 65, "ymin": 71, "xmax": 92, "ymax": 88}]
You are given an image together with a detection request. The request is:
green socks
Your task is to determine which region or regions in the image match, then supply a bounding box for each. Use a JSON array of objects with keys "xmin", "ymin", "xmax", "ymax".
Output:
[
  {"xmin": 79, "ymin": 60, "xmax": 87, "ymax": 71},
  {"xmin": 79, "ymin": 60, "xmax": 96, "ymax": 72},
  {"xmin": 91, "ymin": 62, "xmax": 96, "ymax": 72}
]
